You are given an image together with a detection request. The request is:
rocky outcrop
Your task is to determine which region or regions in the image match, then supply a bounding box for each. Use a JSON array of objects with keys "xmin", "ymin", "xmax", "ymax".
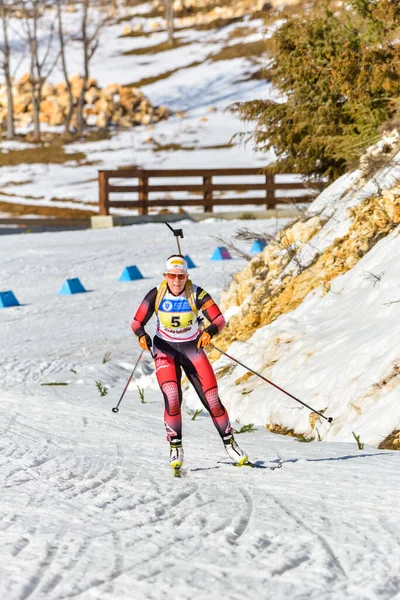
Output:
[
  {"xmin": 0, "ymin": 75, "xmax": 169, "ymax": 131},
  {"xmin": 216, "ymin": 140, "xmax": 400, "ymax": 350}
]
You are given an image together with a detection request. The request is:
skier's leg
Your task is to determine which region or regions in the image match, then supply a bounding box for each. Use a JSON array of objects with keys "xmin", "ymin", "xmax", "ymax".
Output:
[
  {"xmin": 181, "ymin": 343, "xmax": 232, "ymax": 440},
  {"xmin": 153, "ymin": 338, "xmax": 183, "ymax": 443}
]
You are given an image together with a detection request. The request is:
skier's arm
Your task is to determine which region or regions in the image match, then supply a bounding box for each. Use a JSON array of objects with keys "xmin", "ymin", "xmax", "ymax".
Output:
[
  {"xmin": 131, "ymin": 287, "xmax": 157, "ymax": 340},
  {"xmin": 196, "ymin": 288, "xmax": 226, "ymax": 337}
]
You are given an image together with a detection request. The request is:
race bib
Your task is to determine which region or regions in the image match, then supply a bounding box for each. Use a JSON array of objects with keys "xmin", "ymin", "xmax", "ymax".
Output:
[{"xmin": 157, "ymin": 295, "xmax": 198, "ymax": 338}]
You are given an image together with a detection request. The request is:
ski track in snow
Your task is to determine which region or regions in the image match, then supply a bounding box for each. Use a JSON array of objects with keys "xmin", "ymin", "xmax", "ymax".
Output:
[{"xmin": 1, "ymin": 221, "xmax": 400, "ymax": 599}]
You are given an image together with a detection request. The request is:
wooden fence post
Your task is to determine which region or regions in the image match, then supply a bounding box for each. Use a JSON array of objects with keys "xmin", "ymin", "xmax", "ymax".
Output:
[
  {"xmin": 138, "ymin": 173, "xmax": 148, "ymax": 215},
  {"xmin": 203, "ymin": 175, "xmax": 213, "ymax": 212},
  {"xmin": 98, "ymin": 171, "xmax": 109, "ymax": 215},
  {"xmin": 266, "ymin": 173, "xmax": 276, "ymax": 209}
]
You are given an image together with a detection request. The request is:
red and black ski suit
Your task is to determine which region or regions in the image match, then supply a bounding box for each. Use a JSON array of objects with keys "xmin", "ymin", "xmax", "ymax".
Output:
[{"xmin": 131, "ymin": 284, "xmax": 232, "ymax": 444}]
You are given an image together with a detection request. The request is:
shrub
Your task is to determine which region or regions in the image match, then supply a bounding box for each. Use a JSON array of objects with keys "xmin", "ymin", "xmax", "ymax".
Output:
[{"xmin": 231, "ymin": 0, "xmax": 400, "ymax": 181}]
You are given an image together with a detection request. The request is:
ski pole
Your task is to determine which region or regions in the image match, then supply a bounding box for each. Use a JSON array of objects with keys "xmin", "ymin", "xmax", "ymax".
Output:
[
  {"xmin": 164, "ymin": 222, "xmax": 184, "ymax": 254},
  {"xmin": 112, "ymin": 350, "xmax": 144, "ymax": 414},
  {"xmin": 212, "ymin": 344, "xmax": 333, "ymax": 423}
]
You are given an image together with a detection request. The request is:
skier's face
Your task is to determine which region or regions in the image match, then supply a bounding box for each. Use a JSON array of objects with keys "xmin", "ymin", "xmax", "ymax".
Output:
[{"xmin": 164, "ymin": 270, "xmax": 187, "ymax": 295}]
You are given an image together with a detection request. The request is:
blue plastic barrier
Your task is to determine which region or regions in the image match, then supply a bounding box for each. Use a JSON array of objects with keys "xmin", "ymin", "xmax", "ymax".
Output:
[
  {"xmin": 250, "ymin": 240, "xmax": 267, "ymax": 253},
  {"xmin": 59, "ymin": 278, "xmax": 87, "ymax": 295},
  {"xmin": 0, "ymin": 290, "xmax": 20, "ymax": 308},
  {"xmin": 184, "ymin": 255, "xmax": 196, "ymax": 268},
  {"xmin": 119, "ymin": 266, "xmax": 144, "ymax": 281},
  {"xmin": 210, "ymin": 246, "xmax": 232, "ymax": 260}
]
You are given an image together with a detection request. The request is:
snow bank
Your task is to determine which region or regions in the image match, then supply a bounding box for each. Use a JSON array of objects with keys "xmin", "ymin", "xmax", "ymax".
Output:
[{"xmin": 187, "ymin": 135, "xmax": 400, "ymax": 447}]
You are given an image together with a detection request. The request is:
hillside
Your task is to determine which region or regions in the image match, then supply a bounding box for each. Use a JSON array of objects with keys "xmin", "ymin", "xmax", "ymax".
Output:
[{"xmin": 188, "ymin": 130, "xmax": 400, "ymax": 449}]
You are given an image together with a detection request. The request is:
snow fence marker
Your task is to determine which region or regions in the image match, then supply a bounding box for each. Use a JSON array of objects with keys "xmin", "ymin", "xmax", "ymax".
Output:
[
  {"xmin": 0, "ymin": 290, "xmax": 20, "ymax": 308},
  {"xmin": 250, "ymin": 240, "xmax": 267, "ymax": 253},
  {"xmin": 58, "ymin": 278, "xmax": 87, "ymax": 295},
  {"xmin": 184, "ymin": 255, "xmax": 196, "ymax": 268},
  {"xmin": 210, "ymin": 246, "xmax": 232, "ymax": 260},
  {"xmin": 119, "ymin": 265, "xmax": 144, "ymax": 281}
]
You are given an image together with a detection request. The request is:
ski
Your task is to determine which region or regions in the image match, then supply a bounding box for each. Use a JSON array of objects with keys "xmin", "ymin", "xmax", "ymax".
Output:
[{"xmin": 220, "ymin": 460, "xmax": 283, "ymax": 470}]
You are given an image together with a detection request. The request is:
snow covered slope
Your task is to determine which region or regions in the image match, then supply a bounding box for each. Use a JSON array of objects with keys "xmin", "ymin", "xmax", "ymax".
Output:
[
  {"xmin": 1, "ymin": 219, "xmax": 400, "ymax": 599},
  {"xmin": 205, "ymin": 136, "xmax": 400, "ymax": 448}
]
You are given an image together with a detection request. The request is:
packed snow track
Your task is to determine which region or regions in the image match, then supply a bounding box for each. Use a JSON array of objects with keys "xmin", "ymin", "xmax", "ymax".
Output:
[{"xmin": 1, "ymin": 221, "xmax": 399, "ymax": 600}]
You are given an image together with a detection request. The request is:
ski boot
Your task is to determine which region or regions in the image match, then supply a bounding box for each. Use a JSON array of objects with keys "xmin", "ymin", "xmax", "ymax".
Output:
[
  {"xmin": 170, "ymin": 441, "xmax": 184, "ymax": 477},
  {"xmin": 223, "ymin": 436, "xmax": 250, "ymax": 467}
]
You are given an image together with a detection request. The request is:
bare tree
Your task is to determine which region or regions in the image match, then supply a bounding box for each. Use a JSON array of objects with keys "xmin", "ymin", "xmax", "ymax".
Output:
[
  {"xmin": 21, "ymin": 0, "xmax": 59, "ymax": 141},
  {"xmin": 56, "ymin": 0, "xmax": 74, "ymax": 134},
  {"xmin": 76, "ymin": 0, "xmax": 108, "ymax": 135},
  {"xmin": 0, "ymin": 0, "xmax": 15, "ymax": 139},
  {"xmin": 165, "ymin": 0, "xmax": 174, "ymax": 46}
]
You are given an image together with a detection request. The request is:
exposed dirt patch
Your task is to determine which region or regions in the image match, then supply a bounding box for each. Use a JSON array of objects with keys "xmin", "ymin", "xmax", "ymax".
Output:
[
  {"xmin": 228, "ymin": 25, "xmax": 258, "ymax": 38},
  {"xmin": 215, "ymin": 364, "xmax": 235, "ymax": 379},
  {"xmin": 0, "ymin": 145, "xmax": 86, "ymax": 167},
  {"xmin": 119, "ymin": 29, "xmax": 154, "ymax": 37},
  {"xmin": 148, "ymin": 141, "xmax": 234, "ymax": 152},
  {"xmin": 128, "ymin": 60, "xmax": 202, "ymax": 88},
  {"xmin": 266, "ymin": 423, "xmax": 297, "ymax": 437},
  {"xmin": 235, "ymin": 371, "xmax": 254, "ymax": 385},
  {"xmin": 216, "ymin": 190, "xmax": 400, "ymax": 347},
  {"xmin": 208, "ymin": 40, "xmax": 267, "ymax": 62},
  {"xmin": 123, "ymin": 39, "xmax": 190, "ymax": 56},
  {"xmin": 193, "ymin": 16, "xmax": 242, "ymax": 31},
  {"xmin": 0, "ymin": 199, "xmax": 95, "ymax": 218},
  {"xmin": 379, "ymin": 430, "xmax": 400, "ymax": 450}
]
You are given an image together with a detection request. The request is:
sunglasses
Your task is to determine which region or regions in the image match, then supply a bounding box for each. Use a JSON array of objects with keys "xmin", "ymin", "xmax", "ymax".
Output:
[{"xmin": 166, "ymin": 273, "xmax": 187, "ymax": 280}]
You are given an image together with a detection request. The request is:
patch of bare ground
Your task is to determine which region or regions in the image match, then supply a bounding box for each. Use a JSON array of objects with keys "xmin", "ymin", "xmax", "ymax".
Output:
[
  {"xmin": 208, "ymin": 40, "xmax": 267, "ymax": 62},
  {"xmin": 148, "ymin": 141, "xmax": 234, "ymax": 152},
  {"xmin": 266, "ymin": 423, "xmax": 297, "ymax": 437},
  {"xmin": 0, "ymin": 198, "xmax": 96, "ymax": 218},
  {"xmin": 193, "ymin": 16, "xmax": 242, "ymax": 30},
  {"xmin": 64, "ymin": 129, "xmax": 112, "ymax": 144},
  {"xmin": 119, "ymin": 29, "xmax": 154, "ymax": 37},
  {"xmin": 123, "ymin": 39, "xmax": 190, "ymax": 56},
  {"xmin": 0, "ymin": 145, "xmax": 86, "ymax": 167},
  {"xmin": 215, "ymin": 364, "xmax": 235, "ymax": 379},
  {"xmin": 128, "ymin": 61, "xmax": 201, "ymax": 88},
  {"xmin": 227, "ymin": 25, "xmax": 258, "ymax": 38},
  {"xmin": 216, "ymin": 190, "xmax": 400, "ymax": 348},
  {"xmin": 118, "ymin": 0, "xmax": 148, "ymax": 7},
  {"xmin": 379, "ymin": 430, "xmax": 400, "ymax": 450},
  {"xmin": 174, "ymin": 0, "xmax": 235, "ymax": 19},
  {"xmin": 1, "ymin": 179, "xmax": 34, "ymax": 187}
]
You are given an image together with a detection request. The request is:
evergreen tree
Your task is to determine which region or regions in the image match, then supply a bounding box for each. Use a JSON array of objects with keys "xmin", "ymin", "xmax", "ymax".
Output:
[{"xmin": 232, "ymin": 1, "xmax": 400, "ymax": 181}]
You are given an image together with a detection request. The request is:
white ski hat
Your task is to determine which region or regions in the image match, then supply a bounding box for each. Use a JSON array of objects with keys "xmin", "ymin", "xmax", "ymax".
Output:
[{"xmin": 164, "ymin": 256, "xmax": 188, "ymax": 274}]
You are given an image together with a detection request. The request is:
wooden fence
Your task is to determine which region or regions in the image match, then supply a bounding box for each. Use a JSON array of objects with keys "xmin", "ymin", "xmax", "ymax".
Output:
[{"xmin": 98, "ymin": 168, "xmax": 322, "ymax": 215}]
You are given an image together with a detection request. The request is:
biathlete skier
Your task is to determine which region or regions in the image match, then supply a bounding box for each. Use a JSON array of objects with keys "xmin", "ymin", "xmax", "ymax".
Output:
[{"xmin": 131, "ymin": 254, "xmax": 248, "ymax": 471}]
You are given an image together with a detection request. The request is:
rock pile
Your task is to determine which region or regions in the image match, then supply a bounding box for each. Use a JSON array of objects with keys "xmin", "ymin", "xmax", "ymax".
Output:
[{"xmin": 0, "ymin": 74, "xmax": 169, "ymax": 130}]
